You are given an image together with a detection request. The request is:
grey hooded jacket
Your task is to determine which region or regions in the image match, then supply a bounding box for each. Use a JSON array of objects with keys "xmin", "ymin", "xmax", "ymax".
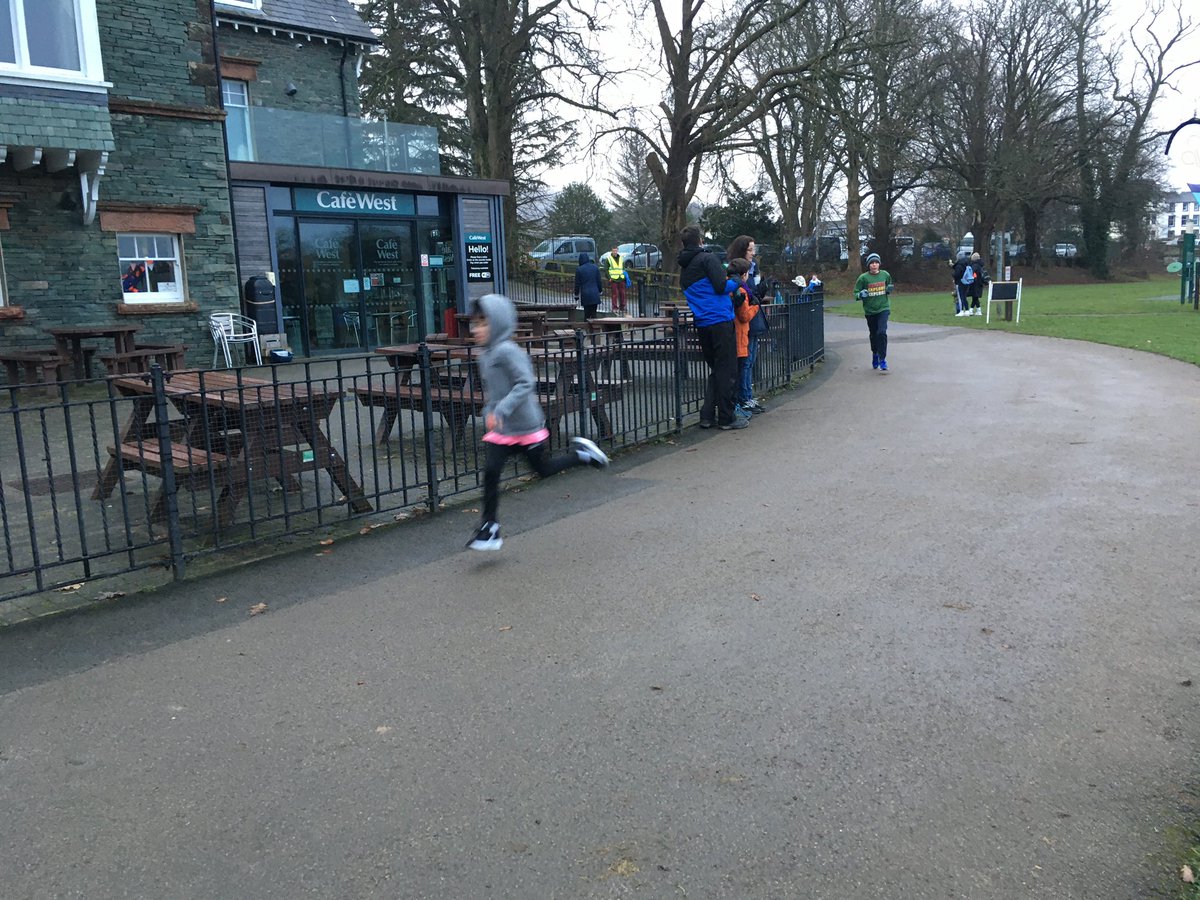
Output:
[{"xmin": 474, "ymin": 293, "xmax": 545, "ymax": 436}]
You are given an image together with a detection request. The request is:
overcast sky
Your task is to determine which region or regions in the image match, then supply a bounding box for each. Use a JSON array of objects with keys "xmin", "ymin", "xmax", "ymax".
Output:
[{"xmin": 539, "ymin": 0, "xmax": 1200, "ymax": 198}]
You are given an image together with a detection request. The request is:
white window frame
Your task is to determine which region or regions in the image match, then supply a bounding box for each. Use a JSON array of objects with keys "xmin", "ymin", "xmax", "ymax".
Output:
[
  {"xmin": 215, "ymin": 0, "xmax": 263, "ymax": 10},
  {"xmin": 118, "ymin": 233, "xmax": 186, "ymax": 304},
  {"xmin": 221, "ymin": 78, "xmax": 254, "ymax": 162},
  {"xmin": 0, "ymin": 0, "xmax": 106, "ymax": 88}
]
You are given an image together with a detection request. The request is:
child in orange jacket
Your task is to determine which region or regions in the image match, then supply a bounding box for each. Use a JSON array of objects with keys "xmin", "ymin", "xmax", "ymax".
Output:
[{"xmin": 727, "ymin": 257, "xmax": 762, "ymax": 417}]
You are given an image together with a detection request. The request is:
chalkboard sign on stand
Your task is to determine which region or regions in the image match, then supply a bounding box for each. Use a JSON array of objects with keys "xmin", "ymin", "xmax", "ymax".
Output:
[{"xmin": 985, "ymin": 279, "xmax": 1022, "ymax": 324}]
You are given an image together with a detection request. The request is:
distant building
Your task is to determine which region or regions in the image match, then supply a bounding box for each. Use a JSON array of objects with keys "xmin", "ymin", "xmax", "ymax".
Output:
[{"xmin": 1156, "ymin": 190, "xmax": 1200, "ymax": 244}]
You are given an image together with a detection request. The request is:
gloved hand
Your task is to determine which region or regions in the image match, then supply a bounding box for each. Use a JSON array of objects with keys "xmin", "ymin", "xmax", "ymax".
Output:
[
  {"xmin": 886, "ymin": 284, "xmax": 893, "ymax": 295},
  {"xmin": 858, "ymin": 289, "xmax": 869, "ymax": 300}
]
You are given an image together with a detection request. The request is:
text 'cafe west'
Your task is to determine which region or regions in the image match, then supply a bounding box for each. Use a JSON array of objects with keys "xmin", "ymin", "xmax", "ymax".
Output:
[{"xmin": 227, "ymin": 171, "xmax": 509, "ymax": 357}]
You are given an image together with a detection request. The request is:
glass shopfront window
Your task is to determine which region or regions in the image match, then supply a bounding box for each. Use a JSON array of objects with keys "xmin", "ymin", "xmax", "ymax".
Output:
[{"xmin": 271, "ymin": 187, "xmax": 456, "ymax": 356}]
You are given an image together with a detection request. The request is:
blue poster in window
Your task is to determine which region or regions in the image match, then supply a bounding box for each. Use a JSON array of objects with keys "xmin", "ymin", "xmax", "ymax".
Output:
[{"xmin": 465, "ymin": 233, "xmax": 493, "ymax": 282}]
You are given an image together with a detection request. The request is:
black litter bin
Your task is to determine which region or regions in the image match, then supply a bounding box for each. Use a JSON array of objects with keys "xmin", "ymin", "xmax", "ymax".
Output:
[
  {"xmin": 244, "ymin": 274, "xmax": 279, "ymax": 332},
  {"xmin": 243, "ymin": 273, "xmax": 279, "ymax": 363}
]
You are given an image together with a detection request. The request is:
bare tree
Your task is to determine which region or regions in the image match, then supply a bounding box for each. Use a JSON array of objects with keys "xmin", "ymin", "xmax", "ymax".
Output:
[
  {"xmin": 608, "ymin": 131, "xmax": 662, "ymax": 243},
  {"xmin": 633, "ymin": 0, "xmax": 849, "ymax": 255},
  {"xmin": 359, "ymin": 0, "xmax": 611, "ymax": 261},
  {"xmin": 745, "ymin": 0, "xmax": 853, "ymax": 254},
  {"xmin": 1068, "ymin": 0, "xmax": 1198, "ymax": 276},
  {"xmin": 838, "ymin": 0, "xmax": 947, "ymax": 269}
]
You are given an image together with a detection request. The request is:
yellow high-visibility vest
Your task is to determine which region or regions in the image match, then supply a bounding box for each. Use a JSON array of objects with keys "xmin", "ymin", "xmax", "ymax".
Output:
[{"xmin": 603, "ymin": 252, "xmax": 624, "ymax": 281}]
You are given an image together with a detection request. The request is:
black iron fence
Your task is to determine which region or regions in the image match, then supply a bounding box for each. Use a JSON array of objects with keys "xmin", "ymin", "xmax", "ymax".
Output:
[
  {"xmin": 0, "ymin": 301, "xmax": 823, "ymax": 602},
  {"xmin": 507, "ymin": 264, "xmax": 683, "ymax": 316}
]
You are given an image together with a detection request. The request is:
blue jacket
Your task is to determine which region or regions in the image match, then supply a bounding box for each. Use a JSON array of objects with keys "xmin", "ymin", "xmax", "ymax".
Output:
[
  {"xmin": 677, "ymin": 247, "xmax": 733, "ymax": 326},
  {"xmin": 574, "ymin": 253, "xmax": 603, "ymax": 306}
]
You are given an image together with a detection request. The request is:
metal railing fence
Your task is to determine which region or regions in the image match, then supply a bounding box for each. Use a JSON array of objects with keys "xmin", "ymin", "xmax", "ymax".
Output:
[{"xmin": 0, "ymin": 301, "xmax": 823, "ymax": 602}]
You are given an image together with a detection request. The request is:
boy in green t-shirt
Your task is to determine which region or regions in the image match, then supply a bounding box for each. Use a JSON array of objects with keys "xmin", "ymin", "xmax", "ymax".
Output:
[{"xmin": 854, "ymin": 252, "xmax": 895, "ymax": 371}]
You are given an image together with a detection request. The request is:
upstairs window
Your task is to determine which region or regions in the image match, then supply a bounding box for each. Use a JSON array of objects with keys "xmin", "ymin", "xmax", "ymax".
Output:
[
  {"xmin": 0, "ymin": 0, "xmax": 104, "ymax": 83},
  {"xmin": 222, "ymin": 79, "xmax": 253, "ymax": 162}
]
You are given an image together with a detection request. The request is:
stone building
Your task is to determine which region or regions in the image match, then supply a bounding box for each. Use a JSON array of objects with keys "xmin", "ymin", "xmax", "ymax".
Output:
[{"xmin": 0, "ymin": 0, "xmax": 508, "ymax": 370}]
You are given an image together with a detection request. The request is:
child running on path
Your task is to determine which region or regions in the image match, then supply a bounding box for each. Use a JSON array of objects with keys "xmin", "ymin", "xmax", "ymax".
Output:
[
  {"xmin": 854, "ymin": 252, "xmax": 895, "ymax": 371},
  {"xmin": 466, "ymin": 293, "xmax": 610, "ymax": 551}
]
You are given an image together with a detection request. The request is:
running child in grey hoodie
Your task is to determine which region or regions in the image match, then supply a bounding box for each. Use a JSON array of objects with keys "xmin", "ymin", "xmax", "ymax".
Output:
[{"xmin": 466, "ymin": 293, "xmax": 610, "ymax": 551}]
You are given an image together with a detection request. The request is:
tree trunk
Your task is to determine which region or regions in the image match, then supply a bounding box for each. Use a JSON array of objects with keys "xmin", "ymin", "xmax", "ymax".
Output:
[{"xmin": 845, "ymin": 155, "xmax": 861, "ymax": 271}]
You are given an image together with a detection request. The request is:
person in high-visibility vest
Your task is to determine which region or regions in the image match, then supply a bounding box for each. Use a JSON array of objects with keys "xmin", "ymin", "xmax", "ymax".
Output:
[{"xmin": 603, "ymin": 244, "xmax": 626, "ymax": 313}]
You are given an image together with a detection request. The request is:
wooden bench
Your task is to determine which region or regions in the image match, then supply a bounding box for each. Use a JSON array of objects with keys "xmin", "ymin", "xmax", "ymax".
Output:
[
  {"xmin": 106, "ymin": 439, "xmax": 230, "ymax": 523},
  {"xmin": 354, "ymin": 350, "xmax": 624, "ymax": 445},
  {"xmin": 0, "ymin": 347, "xmax": 80, "ymax": 393},
  {"xmin": 99, "ymin": 344, "xmax": 188, "ymax": 375}
]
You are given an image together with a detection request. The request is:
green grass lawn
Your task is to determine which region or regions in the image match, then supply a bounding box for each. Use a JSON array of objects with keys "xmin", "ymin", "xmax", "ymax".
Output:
[{"xmin": 829, "ymin": 277, "xmax": 1200, "ymax": 367}]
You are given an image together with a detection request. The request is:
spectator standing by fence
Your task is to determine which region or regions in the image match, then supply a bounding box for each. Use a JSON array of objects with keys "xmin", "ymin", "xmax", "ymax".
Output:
[
  {"xmin": 854, "ymin": 252, "xmax": 894, "ymax": 372},
  {"xmin": 952, "ymin": 254, "xmax": 976, "ymax": 316},
  {"xmin": 603, "ymin": 244, "xmax": 627, "ymax": 313},
  {"xmin": 574, "ymin": 253, "xmax": 603, "ymax": 320},
  {"xmin": 679, "ymin": 225, "xmax": 746, "ymax": 430},
  {"xmin": 966, "ymin": 252, "xmax": 988, "ymax": 315},
  {"xmin": 728, "ymin": 258, "xmax": 766, "ymax": 416},
  {"xmin": 728, "ymin": 235, "xmax": 768, "ymax": 413}
]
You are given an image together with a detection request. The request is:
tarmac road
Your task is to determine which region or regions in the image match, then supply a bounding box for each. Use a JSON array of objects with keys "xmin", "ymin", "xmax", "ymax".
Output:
[{"xmin": 2, "ymin": 314, "xmax": 1199, "ymax": 899}]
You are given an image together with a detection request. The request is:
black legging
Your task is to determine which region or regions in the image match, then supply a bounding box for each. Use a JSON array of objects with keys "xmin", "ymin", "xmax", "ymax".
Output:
[{"xmin": 482, "ymin": 440, "xmax": 581, "ymax": 522}]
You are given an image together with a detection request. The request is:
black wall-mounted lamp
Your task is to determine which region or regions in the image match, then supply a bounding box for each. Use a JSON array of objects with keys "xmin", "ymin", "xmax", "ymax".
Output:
[{"xmin": 285, "ymin": 82, "xmax": 298, "ymax": 97}]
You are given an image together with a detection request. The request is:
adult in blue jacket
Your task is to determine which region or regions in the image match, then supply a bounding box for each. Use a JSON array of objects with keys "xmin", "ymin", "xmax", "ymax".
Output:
[
  {"xmin": 573, "ymin": 253, "xmax": 603, "ymax": 320},
  {"xmin": 677, "ymin": 225, "xmax": 745, "ymax": 430}
]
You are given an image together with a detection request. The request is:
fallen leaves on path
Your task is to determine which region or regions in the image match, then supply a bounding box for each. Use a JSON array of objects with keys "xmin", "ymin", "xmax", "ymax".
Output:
[{"xmin": 248, "ymin": 602, "xmax": 268, "ymax": 616}]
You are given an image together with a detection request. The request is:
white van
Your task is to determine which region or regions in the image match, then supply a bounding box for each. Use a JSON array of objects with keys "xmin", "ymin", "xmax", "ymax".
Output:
[{"xmin": 955, "ymin": 233, "xmax": 974, "ymax": 261}]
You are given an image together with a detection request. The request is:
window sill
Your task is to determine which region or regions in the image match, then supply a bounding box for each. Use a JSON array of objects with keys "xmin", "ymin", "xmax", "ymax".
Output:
[
  {"xmin": 0, "ymin": 71, "xmax": 111, "ymax": 94},
  {"xmin": 117, "ymin": 301, "xmax": 199, "ymax": 315},
  {"xmin": 0, "ymin": 306, "xmax": 26, "ymax": 320}
]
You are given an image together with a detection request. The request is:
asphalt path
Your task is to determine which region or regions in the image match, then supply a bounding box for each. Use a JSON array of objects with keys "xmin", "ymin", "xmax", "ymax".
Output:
[{"xmin": 3, "ymin": 314, "xmax": 1199, "ymax": 898}]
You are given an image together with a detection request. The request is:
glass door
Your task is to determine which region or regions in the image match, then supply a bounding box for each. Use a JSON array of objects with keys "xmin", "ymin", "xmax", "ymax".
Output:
[
  {"xmin": 359, "ymin": 222, "xmax": 417, "ymax": 346},
  {"xmin": 418, "ymin": 222, "xmax": 458, "ymax": 339},
  {"xmin": 298, "ymin": 219, "xmax": 363, "ymax": 352}
]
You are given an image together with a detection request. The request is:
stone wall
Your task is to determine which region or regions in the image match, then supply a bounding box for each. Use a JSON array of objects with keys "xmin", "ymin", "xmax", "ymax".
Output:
[
  {"xmin": 0, "ymin": 0, "xmax": 238, "ymax": 371},
  {"xmin": 219, "ymin": 28, "xmax": 361, "ymax": 118}
]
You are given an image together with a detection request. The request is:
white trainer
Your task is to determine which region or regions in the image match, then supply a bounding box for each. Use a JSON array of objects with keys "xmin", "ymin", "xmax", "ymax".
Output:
[
  {"xmin": 467, "ymin": 521, "xmax": 502, "ymax": 551},
  {"xmin": 571, "ymin": 436, "xmax": 610, "ymax": 468}
]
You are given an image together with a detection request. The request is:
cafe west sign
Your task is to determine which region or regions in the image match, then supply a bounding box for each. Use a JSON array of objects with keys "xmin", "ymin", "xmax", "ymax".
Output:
[{"xmin": 294, "ymin": 188, "xmax": 416, "ymax": 216}]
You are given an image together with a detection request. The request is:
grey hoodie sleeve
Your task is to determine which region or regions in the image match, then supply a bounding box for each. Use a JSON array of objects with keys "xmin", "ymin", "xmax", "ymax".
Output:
[{"xmin": 487, "ymin": 343, "xmax": 537, "ymax": 424}]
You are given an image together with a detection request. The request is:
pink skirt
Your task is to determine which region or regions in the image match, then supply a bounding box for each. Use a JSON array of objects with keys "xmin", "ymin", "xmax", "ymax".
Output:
[{"xmin": 483, "ymin": 427, "xmax": 550, "ymax": 446}]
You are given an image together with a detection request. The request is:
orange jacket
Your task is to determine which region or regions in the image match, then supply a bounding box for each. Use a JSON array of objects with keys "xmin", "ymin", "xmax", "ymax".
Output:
[{"xmin": 732, "ymin": 284, "xmax": 760, "ymax": 358}]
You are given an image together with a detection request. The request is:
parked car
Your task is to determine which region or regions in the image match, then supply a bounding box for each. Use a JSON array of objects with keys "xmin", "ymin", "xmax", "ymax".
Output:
[
  {"xmin": 1054, "ymin": 242, "xmax": 1078, "ymax": 258},
  {"xmin": 922, "ymin": 241, "xmax": 951, "ymax": 260},
  {"xmin": 616, "ymin": 242, "xmax": 662, "ymax": 269},
  {"xmin": 699, "ymin": 243, "xmax": 728, "ymax": 265},
  {"xmin": 528, "ymin": 235, "xmax": 597, "ymax": 270}
]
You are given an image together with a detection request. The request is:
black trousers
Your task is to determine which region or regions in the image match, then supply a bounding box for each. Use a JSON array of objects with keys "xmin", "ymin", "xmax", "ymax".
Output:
[
  {"xmin": 697, "ymin": 319, "xmax": 738, "ymax": 426},
  {"xmin": 866, "ymin": 309, "xmax": 889, "ymax": 359},
  {"xmin": 482, "ymin": 440, "xmax": 580, "ymax": 522},
  {"xmin": 583, "ymin": 304, "xmax": 599, "ymax": 320}
]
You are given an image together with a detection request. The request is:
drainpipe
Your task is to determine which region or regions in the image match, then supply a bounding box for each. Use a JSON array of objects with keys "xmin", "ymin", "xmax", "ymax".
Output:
[{"xmin": 209, "ymin": 2, "xmax": 244, "ymax": 304}]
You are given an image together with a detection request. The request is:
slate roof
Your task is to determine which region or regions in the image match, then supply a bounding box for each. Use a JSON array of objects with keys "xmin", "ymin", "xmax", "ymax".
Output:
[{"xmin": 216, "ymin": 0, "xmax": 378, "ymax": 44}]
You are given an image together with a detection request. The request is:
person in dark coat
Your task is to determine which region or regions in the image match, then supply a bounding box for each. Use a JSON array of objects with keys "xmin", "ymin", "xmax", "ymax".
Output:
[{"xmin": 573, "ymin": 253, "xmax": 603, "ymax": 320}]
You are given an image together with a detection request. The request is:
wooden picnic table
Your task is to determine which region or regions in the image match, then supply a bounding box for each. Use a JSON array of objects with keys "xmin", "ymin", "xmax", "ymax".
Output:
[
  {"xmin": 45, "ymin": 323, "xmax": 142, "ymax": 379},
  {"xmin": 93, "ymin": 371, "xmax": 371, "ymax": 523},
  {"xmin": 356, "ymin": 340, "xmax": 622, "ymax": 445}
]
